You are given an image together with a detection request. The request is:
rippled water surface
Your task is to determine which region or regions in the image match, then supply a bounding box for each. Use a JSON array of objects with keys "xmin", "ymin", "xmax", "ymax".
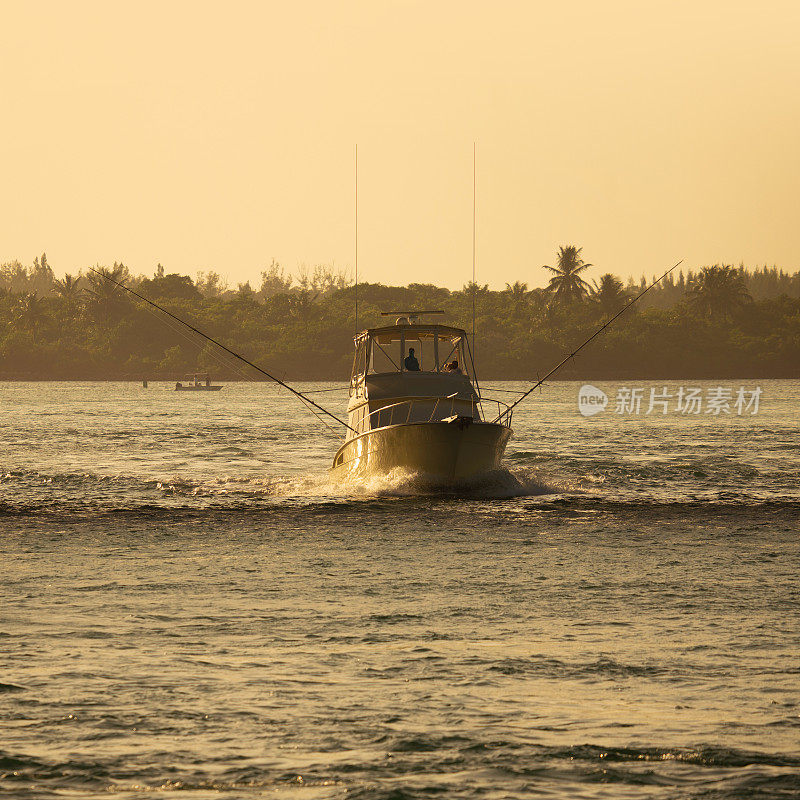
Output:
[{"xmin": 1, "ymin": 380, "xmax": 799, "ymax": 799}]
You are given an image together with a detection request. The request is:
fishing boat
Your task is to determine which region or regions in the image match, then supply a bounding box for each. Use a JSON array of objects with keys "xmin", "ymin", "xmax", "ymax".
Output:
[
  {"xmin": 331, "ymin": 312, "xmax": 513, "ymax": 480},
  {"xmin": 175, "ymin": 373, "xmax": 222, "ymax": 391}
]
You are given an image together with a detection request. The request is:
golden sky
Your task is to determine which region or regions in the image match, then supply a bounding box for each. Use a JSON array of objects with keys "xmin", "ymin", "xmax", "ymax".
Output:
[{"xmin": 2, "ymin": 0, "xmax": 798, "ymax": 289}]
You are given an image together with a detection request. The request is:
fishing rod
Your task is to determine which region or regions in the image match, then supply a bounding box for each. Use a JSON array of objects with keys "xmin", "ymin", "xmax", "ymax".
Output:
[
  {"xmin": 88, "ymin": 267, "xmax": 355, "ymax": 433},
  {"xmin": 491, "ymin": 259, "xmax": 683, "ymax": 423}
]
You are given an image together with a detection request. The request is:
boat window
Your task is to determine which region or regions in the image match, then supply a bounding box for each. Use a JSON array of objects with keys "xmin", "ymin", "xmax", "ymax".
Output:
[
  {"xmin": 370, "ymin": 340, "xmax": 399, "ymax": 373},
  {"xmin": 351, "ymin": 342, "xmax": 372, "ymax": 396},
  {"xmin": 364, "ymin": 328, "xmax": 472, "ymax": 375},
  {"xmin": 407, "ymin": 335, "xmax": 437, "ymax": 372},
  {"xmin": 437, "ymin": 334, "xmax": 461, "ymax": 371},
  {"xmin": 352, "ymin": 341, "xmax": 368, "ymax": 378},
  {"xmin": 369, "ymin": 335, "xmax": 444, "ymax": 372}
]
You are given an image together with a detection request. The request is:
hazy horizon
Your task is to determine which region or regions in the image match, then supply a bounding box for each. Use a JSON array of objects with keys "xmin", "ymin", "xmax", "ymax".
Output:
[{"xmin": 3, "ymin": 0, "xmax": 798, "ymax": 291}]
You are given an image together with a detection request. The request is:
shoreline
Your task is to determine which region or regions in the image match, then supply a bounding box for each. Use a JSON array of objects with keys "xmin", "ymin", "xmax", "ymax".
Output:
[{"xmin": 0, "ymin": 375, "xmax": 795, "ymax": 383}]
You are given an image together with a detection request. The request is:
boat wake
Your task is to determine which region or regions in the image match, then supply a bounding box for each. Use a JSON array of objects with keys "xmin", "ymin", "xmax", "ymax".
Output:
[
  {"xmin": 6, "ymin": 461, "xmax": 800, "ymax": 521},
  {"xmin": 0, "ymin": 465, "xmax": 578, "ymax": 517},
  {"xmin": 333, "ymin": 466, "xmax": 577, "ymax": 499},
  {"xmin": 2, "ymin": 464, "xmax": 799, "ymax": 522}
]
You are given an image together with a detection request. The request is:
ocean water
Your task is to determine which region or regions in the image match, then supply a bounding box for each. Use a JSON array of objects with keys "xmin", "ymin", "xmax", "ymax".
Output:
[{"xmin": 1, "ymin": 379, "xmax": 798, "ymax": 800}]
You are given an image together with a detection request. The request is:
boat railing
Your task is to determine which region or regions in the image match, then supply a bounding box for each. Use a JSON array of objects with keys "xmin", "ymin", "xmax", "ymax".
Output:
[
  {"xmin": 352, "ymin": 394, "xmax": 513, "ymax": 436},
  {"xmin": 480, "ymin": 396, "xmax": 513, "ymax": 428}
]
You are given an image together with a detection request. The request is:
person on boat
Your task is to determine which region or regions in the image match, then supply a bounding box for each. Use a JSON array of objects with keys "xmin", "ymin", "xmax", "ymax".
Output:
[
  {"xmin": 445, "ymin": 360, "xmax": 462, "ymax": 374},
  {"xmin": 404, "ymin": 348, "xmax": 421, "ymax": 371}
]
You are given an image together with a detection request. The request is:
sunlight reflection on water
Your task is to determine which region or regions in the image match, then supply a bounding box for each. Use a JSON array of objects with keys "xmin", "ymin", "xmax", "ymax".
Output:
[{"xmin": 0, "ymin": 381, "xmax": 799, "ymax": 799}]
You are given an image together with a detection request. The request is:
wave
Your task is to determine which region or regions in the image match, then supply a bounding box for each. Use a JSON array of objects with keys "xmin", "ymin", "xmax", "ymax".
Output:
[
  {"xmin": 486, "ymin": 655, "xmax": 667, "ymax": 680},
  {"xmin": 1, "ymin": 465, "xmax": 799, "ymax": 520},
  {"xmin": 3, "ymin": 743, "xmax": 798, "ymax": 798}
]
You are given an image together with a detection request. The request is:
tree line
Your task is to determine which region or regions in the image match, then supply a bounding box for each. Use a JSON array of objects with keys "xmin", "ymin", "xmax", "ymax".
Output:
[{"xmin": 1, "ymin": 248, "xmax": 798, "ymax": 380}]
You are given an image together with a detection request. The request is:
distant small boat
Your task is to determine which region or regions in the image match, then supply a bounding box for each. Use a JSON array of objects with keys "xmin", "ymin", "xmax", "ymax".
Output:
[{"xmin": 175, "ymin": 373, "xmax": 222, "ymax": 391}]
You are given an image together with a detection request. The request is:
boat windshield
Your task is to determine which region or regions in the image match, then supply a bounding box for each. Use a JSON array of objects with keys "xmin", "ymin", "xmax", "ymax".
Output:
[{"xmin": 352, "ymin": 326, "xmax": 473, "ymax": 381}]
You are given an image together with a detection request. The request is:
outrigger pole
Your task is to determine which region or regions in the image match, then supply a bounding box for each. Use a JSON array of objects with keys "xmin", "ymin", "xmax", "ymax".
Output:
[
  {"xmin": 492, "ymin": 259, "xmax": 683, "ymax": 423},
  {"xmin": 88, "ymin": 267, "xmax": 355, "ymax": 433}
]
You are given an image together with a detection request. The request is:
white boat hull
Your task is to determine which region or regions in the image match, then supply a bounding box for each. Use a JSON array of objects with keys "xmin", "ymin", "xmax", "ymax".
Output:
[{"xmin": 331, "ymin": 419, "xmax": 512, "ymax": 481}]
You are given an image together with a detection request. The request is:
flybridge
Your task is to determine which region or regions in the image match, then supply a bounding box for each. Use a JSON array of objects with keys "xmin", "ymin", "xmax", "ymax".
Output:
[{"xmin": 351, "ymin": 322, "xmax": 476, "ymax": 382}]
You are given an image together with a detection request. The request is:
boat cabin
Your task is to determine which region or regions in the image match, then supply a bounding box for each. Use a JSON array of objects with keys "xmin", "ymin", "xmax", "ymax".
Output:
[{"xmin": 347, "ymin": 313, "xmax": 481, "ymax": 439}]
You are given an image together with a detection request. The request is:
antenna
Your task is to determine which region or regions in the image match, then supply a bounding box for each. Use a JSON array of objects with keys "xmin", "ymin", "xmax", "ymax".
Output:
[
  {"xmin": 354, "ymin": 143, "xmax": 358, "ymax": 333},
  {"xmin": 472, "ymin": 141, "xmax": 476, "ymax": 363}
]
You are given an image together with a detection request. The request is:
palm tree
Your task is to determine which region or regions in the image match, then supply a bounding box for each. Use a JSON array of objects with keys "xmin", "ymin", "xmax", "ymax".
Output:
[
  {"xmin": 84, "ymin": 263, "xmax": 130, "ymax": 321},
  {"xmin": 591, "ymin": 274, "xmax": 630, "ymax": 317},
  {"xmin": 504, "ymin": 281, "xmax": 529, "ymax": 316},
  {"xmin": 504, "ymin": 280, "xmax": 529, "ymax": 298},
  {"xmin": 544, "ymin": 245, "xmax": 592, "ymax": 304},
  {"xmin": 13, "ymin": 293, "xmax": 46, "ymax": 333},
  {"xmin": 53, "ymin": 273, "xmax": 82, "ymax": 300},
  {"xmin": 687, "ymin": 265, "xmax": 752, "ymax": 319}
]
